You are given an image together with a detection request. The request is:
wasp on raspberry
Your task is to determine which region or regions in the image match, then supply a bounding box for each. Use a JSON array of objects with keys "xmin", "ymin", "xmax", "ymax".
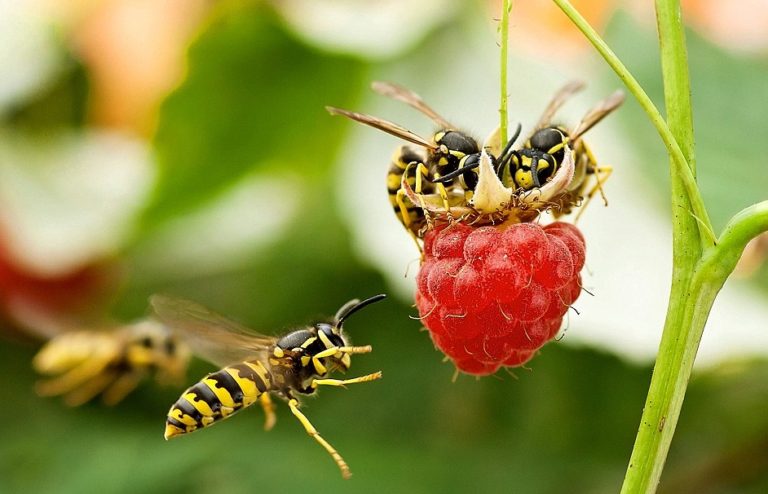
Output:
[
  {"xmin": 434, "ymin": 81, "xmax": 624, "ymax": 220},
  {"xmin": 504, "ymin": 81, "xmax": 624, "ymax": 219},
  {"xmin": 326, "ymin": 82, "xmax": 522, "ymax": 237}
]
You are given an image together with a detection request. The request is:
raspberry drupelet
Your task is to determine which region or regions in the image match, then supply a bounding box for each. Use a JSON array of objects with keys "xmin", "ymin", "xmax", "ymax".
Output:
[{"xmin": 416, "ymin": 221, "xmax": 585, "ymax": 375}]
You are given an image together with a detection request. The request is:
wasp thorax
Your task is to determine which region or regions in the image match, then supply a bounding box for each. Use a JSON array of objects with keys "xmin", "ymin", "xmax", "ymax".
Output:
[
  {"xmin": 276, "ymin": 329, "xmax": 313, "ymax": 350},
  {"xmin": 435, "ymin": 131, "xmax": 479, "ymax": 156}
]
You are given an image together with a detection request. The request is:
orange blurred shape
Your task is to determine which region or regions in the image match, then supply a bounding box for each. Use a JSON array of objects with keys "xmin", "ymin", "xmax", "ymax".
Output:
[
  {"xmin": 493, "ymin": 0, "xmax": 615, "ymax": 60},
  {"xmin": 683, "ymin": 0, "xmax": 768, "ymax": 53},
  {"xmin": 71, "ymin": 0, "xmax": 209, "ymax": 134},
  {"xmin": 735, "ymin": 232, "xmax": 768, "ymax": 279}
]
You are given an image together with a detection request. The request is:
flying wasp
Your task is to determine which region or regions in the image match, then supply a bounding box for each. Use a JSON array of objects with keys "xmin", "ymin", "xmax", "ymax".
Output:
[
  {"xmin": 434, "ymin": 81, "xmax": 624, "ymax": 219},
  {"xmin": 327, "ymin": 82, "xmax": 521, "ymax": 236},
  {"xmin": 33, "ymin": 321, "xmax": 190, "ymax": 406},
  {"xmin": 151, "ymin": 294, "xmax": 386, "ymax": 480}
]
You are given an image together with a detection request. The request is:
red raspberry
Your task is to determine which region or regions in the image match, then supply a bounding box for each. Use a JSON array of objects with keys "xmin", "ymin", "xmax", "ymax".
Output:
[{"xmin": 417, "ymin": 221, "xmax": 586, "ymax": 375}]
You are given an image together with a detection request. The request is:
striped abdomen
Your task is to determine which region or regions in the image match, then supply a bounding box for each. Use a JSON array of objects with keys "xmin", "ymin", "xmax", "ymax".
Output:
[
  {"xmin": 164, "ymin": 360, "xmax": 272, "ymax": 439},
  {"xmin": 387, "ymin": 145, "xmax": 429, "ymax": 228}
]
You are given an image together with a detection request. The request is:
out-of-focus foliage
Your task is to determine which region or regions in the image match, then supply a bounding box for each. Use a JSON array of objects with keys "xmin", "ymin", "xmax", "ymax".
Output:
[
  {"xmin": 144, "ymin": 5, "xmax": 366, "ymax": 228},
  {"xmin": 1, "ymin": 2, "xmax": 767, "ymax": 493}
]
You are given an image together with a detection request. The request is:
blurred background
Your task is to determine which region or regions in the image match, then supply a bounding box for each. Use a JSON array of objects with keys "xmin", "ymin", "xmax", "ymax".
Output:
[{"xmin": 1, "ymin": 0, "xmax": 767, "ymax": 492}]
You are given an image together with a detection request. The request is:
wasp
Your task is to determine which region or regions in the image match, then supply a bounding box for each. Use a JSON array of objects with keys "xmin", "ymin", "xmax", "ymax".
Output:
[
  {"xmin": 433, "ymin": 82, "xmax": 624, "ymax": 219},
  {"xmin": 502, "ymin": 81, "xmax": 624, "ymax": 217},
  {"xmin": 33, "ymin": 321, "xmax": 190, "ymax": 406},
  {"xmin": 327, "ymin": 82, "xmax": 521, "ymax": 236},
  {"xmin": 152, "ymin": 293, "xmax": 386, "ymax": 480}
]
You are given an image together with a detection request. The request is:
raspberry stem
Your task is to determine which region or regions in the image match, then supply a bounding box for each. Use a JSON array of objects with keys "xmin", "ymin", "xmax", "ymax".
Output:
[{"xmin": 499, "ymin": 0, "xmax": 511, "ymax": 147}]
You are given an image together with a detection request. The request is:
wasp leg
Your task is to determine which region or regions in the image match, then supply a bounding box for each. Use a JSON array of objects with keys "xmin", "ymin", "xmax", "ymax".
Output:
[
  {"xmin": 35, "ymin": 353, "xmax": 115, "ymax": 398},
  {"xmin": 259, "ymin": 393, "xmax": 277, "ymax": 431},
  {"xmin": 311, "ymin": 371, "xmax": 382, "ymax": 389},
  {"xmin": 288, "ymin": 398, "xmax": 352, "ymax": 480},
  {"xmin": 395, "ymin": 187, "xmax": 423, "ymax": 253},
  {"xmin": 101, "ymin": 370, "xmax": 145, "ymax": 406},
  {"xmin": 583, "ymin": 144, "xmax": 610, "ymax": 206},
  {"xmin": 312, "ymin": 345, "xmax": 372, "ymax": 358},
  {"xmin": 575, "ymin": 164, "xmax": 613, "ymax": 223},
  {"xmin": 413, "ymin": 162, "xmax": 441, "ymax": 220},
  {"xmin": 62, "ymin": 369, "xmax": 120, "ymax": 406}
]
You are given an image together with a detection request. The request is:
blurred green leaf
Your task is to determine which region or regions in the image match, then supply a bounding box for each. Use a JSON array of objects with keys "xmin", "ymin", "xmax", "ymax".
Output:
[
  {"xmin": 142, "ymin": 4, "xmax": 367, "ymax": 229},
  {"xmin": 1, "ymin": 57, "xmax": 89, "ymax": 132}
]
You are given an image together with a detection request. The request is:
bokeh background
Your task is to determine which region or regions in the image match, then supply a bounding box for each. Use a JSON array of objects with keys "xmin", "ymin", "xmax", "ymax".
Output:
[{"xmin": 1, "ymin": 0, "xmax": 767, "ymax": 492}]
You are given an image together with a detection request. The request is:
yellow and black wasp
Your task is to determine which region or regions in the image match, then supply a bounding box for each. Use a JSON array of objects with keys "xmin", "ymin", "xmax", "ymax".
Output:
[
  {"xmin": 433, "ymin": 81, "xmax": 624, "ymax": 218},
  {"xmin": 501, "ymin": 81, "xmax": 624, "ymax": 217},
  {"xmin": 151, "ymin": 293, "xmax": 386, "ymax": 480},
  {"xmin": 33, "ymin": 320, "xmax": 190, "ymax": 406},
  {"xmin": 327, "ymin": 82, "xmax": 521, "ymax": 236}
]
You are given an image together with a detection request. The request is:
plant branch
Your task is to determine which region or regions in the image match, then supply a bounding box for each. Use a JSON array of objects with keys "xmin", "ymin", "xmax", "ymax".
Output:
[
  {"xmin": 707, "ymin": 201, "xmax": 768, "ymax": 275},
  {"xmin": 655, "ymin": 0, "xmax": 697, "ymax": 177},
  {"xmin": 622, "ymin": 201, "xmax": 768, "ymax": 493},
  {"xmin": 550, "ymin": 0, "xmax": 713, "ymax": 248}
]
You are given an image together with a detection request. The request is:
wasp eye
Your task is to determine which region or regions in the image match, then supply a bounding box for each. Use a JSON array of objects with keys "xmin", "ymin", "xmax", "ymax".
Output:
[{"xmin": 165, "ymin": 339, "xmax": 176, "ymax": 355}]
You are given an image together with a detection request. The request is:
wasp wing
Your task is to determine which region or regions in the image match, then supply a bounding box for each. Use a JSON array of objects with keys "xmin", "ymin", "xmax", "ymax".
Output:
[
  {"xmin": 530, "ymin": 80, "xmax": 586, "ymax": 136},
  {"xmin": 150, "ymin": 295, "xmax": 275, "ymax": 367},
  {"xmin": 371, "ymin": 81, "xmax": 455, "ymax": 129},
  {"xmin": 570, "ymin": 90, "xmax": 625, "ymax": 141},
  {"xmin": 326, "ymin": 106, "xmax": 438, "ymax": 150}
]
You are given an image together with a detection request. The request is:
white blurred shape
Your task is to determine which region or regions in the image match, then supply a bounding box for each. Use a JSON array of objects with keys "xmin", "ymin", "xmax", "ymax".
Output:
[
  {"xmin": 0, "ymin": 0, "xmax": 64, "ymax": 114},
  {"xmin": 274, "ymin": 0, "xmax": 458, "ymax": 59},
  {"xmin": 133, "ymin": 173, "xmax": 299, "ymax": 279},
  {"xmin": 0, "ymin": 131, "xmax": 154, "ymax": 276}
]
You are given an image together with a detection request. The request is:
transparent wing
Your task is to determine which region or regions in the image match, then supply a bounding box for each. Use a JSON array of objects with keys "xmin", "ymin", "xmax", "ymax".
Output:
[
  {"xmin": 532, "ymin": 80, "xmax": 586, "ymax": 133},
  {"xmin": 569, "ymin": 90, "xmax": 625, "ymax": 141},
  {"xmin": 326, "ymin": 106, "xmax": 438, "ymax": 150},
  {"xmin": 149, "ymin": 295, "xmax": 275, "ymax": 367},
  {"xmin": 371, "ymin": 81, "xmax": 455, "ymax": 129}
]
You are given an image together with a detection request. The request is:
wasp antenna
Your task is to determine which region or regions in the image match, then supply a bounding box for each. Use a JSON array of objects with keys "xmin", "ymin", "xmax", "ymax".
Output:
[
  {"xmin": 336, "ymin": 294, "xmax": 387, "ymax": 327},
  {"xmin": 433, "ymin": 161, "xmax": 482, "ymax": 184}
]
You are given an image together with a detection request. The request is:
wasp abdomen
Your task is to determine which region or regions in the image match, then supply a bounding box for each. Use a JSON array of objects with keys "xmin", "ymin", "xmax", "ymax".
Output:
[{"xmin": 164, "ymin": 360, "xmax": 272, "ymax": 439}]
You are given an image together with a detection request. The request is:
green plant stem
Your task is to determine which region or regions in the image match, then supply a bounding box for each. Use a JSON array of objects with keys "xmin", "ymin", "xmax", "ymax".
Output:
[
  {"xmin": 499, "ymin": 0, "xmax": 511, "ymax": 146},
  {"xmin": 622, "ymin": 201, "xmax": 768, "ymax": 493},
  {"xmin": 550, "ymin": 0, "xmax": 714, "ymax": 249},
  {"xmin": 622, "ymin": 2, "xmax": 701, "ymax": 491},
  {"xmin": 549, "ymin": 1, "xmax": 768, "ymax": 492},
  {"xmin": 709, "ymin": 201, "xmax": 768, "ymax": 275},
  {"xmin": 655, "ymin": 0, "xmax": 696, "ymax": 178}
]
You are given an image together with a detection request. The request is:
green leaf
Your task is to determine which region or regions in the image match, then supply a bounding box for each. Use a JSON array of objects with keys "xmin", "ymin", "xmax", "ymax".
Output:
[{"xmin": 141, "ymin": 4, "xmax": 367, "ymax": 229}]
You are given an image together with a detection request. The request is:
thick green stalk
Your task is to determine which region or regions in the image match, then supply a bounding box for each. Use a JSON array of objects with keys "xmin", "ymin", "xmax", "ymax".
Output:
[
  {"xmin": 624, "ymin": 201, "xmax": 768, "ymax": 492},
  {"xmin": 622, "ymin": 265, "xmax": 721, "ymax": 493},
  {"xmin": 655, "ymin": 0, "xmax": 697, "ymax": 178},
  {"xmin": 622, "ymin": 2, "xmax": 700, "ymax": 491}
]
